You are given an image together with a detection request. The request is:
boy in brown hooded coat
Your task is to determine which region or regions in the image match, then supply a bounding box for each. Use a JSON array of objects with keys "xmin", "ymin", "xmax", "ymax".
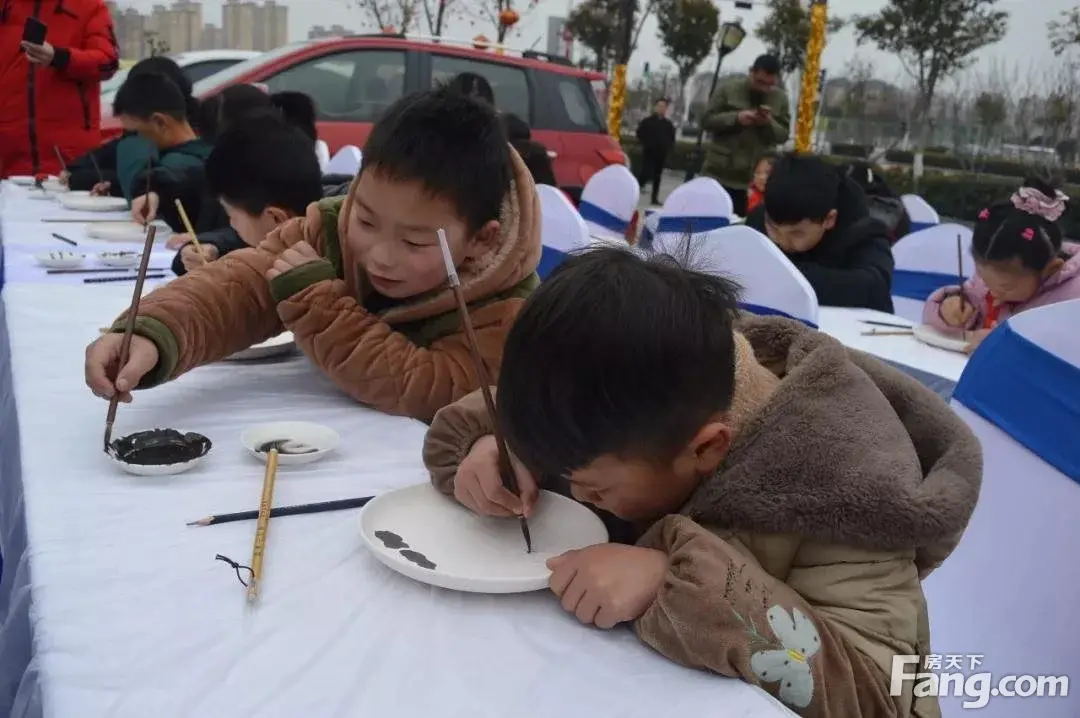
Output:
[
  {"xmin": 84, "ymin": 88, "xmax": 541, "ymax": 422},
  {"xmin": 423, "ymin": 248, "xmax": 983, "ymax": 717}
]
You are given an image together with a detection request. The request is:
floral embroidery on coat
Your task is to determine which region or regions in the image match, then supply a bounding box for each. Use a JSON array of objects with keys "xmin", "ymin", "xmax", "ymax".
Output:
[{"xmin": 747, "ymin": 605, "xmax": 821, "ymax": 709}]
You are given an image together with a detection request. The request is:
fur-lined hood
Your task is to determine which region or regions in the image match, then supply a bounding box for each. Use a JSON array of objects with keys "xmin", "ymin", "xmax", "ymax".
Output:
[{"xmin": 685, "ymin": 316, "xmax": 983, "ymax": 574}]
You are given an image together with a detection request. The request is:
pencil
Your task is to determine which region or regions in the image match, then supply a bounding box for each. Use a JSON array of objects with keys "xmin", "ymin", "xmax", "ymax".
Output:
[
  {"xmin": 861, "ymin": 329, "xmax": 914, "ymax": 336},
  {"xmin": 246, "ymin": 448, "xmax": 279, "ymax": 605},
  {"xmin": 860, "ymin": 319, "xmax": 913, "ymax": 330},
  {"xmin": 85, "ymin": 273, "xmax": 165, "ymax": 284},
  {"xmin": 436, "ymin": 228, "xmax": 531, "ymax": 553},
  {"xmin": 173, "ymin": 199, "xmax": 202, "ymax": 251},
  {"xmin": 187, "ymin": 496, "xmax": 374, "ymax": 526},
  {"xmin": 103, "ymin": 225, "xmax": 158, "ymax": 451},
  {"xmin": 52, "ymin": 267, "xmax": 165, "ymax": 275},
  {"xmin": 51, "ymin": 232, "xmax": 78, "ymax": 247}
]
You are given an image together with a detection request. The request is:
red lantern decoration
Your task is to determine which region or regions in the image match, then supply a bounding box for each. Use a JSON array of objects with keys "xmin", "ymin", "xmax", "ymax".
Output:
[
  {"xmin": 473, "ymin": 34, "xmax": 490, "ymax": 49},
  {"xmin": 498, "ymin": 8, "xmax": 520, "ymax": 27}
]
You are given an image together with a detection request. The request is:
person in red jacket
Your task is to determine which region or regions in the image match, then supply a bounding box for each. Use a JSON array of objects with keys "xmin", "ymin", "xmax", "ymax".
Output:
[{"xmin": 0, "ymin": 0, "xmax": 119, "ymax": 178}]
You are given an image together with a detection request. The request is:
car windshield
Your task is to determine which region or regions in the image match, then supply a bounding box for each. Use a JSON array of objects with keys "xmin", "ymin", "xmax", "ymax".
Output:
[{"xmin": 192, "ymin": 40, "xmax": 317, "ymax": 96}]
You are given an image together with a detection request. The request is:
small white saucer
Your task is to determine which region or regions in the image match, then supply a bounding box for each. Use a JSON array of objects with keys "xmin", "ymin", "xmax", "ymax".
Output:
[
  {"xmin": 241, "ymin": 421, "xmax": 340, "ymax": 466},
  {"xmin": 98, "ymin": 250, "xmax": 141, "ymax": 268},
  {"xmin": 36, "ymin": 251, "xmax": 86, "ymax": 269},
  {"xmin": 111, "ymin": 453, "xmax": 208, "ymax": 477},
  {"xmin": 913, "ymin": 324, "xmax": 970, "ymax": 354},
  {"xmin": 9, "ymin": 175, "xmax": 35, "ymax": 186},
  {"xmin": 42, "ymin": 179, "xmax": 68, "ymax": 193},
  {"xmin": 225, "ymin": 332, "xmax": 296, "ymax": 361},
  {"xmin": 27, "ymin": 188, "xmax": 54, "ymax": 200},
  {"xmin": 359, "ymin": 484, "xmax": 610, "ymax": 594}
]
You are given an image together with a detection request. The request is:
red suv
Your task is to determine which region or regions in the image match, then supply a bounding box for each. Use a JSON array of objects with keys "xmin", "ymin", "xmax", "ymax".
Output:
[{"xmin": 104, "ymin": 35, "xmax": 626, "ymax": 195}]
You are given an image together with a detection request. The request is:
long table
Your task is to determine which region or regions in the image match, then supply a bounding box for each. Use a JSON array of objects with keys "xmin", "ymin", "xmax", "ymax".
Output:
[{"xmin": 0, "ymin": 185, "xmax": 795, "ymax": 716}]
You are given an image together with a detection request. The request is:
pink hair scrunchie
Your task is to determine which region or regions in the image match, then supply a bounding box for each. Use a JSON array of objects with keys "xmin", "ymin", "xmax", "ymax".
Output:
[{"xmin": 1011, "ymin": 186, "xmax": 1068, "ymax": 223}]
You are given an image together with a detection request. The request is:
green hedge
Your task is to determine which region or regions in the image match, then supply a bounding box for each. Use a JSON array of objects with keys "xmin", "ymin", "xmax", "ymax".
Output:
[
  {"xmin": 827, "ymin": 143, "xmax": 1076, "ymax": 183},
  {"xmin": 620, "ymin": 138, "xmax": 1080, "ymax": 238}
]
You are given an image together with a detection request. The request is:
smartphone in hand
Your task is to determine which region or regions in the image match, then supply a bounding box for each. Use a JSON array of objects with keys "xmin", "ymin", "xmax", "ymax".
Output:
[{"xmin": 22, "ymin": 17, "xmax": 48, "ymax": 46}]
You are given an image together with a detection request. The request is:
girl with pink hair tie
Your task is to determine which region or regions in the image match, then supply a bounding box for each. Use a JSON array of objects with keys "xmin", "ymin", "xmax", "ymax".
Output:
[{"xmin": 923, "ymin": 178, "xmax": 1080, "ymax": 353}]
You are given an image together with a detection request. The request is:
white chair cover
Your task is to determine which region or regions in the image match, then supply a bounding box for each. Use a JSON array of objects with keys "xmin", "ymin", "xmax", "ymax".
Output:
[
  {"xmin": 901, "ymin": 194, "xmax": 940, "ymax": 232},
  {"xmin": 891, "ymin": 223, "xmax": 974, "ymax": 322},
  {"xmin": 580, "ymin": 165, "xmax": 639, "ymax": 242},
  {"xmin": 653, "ymin": 177, "xmax": 733, "ymax": 246},
  {"xmin": 654, "ymin": 225, "xmax": 819, "ymax": 327},
  {"xmin": 924, "ymin": 299, "xmax": 1080, "ymax": 718},
  {"xmin": 536, "ymin": 184, "xmax": 590, "ymax": 279},
  {"xmin": 326, "ymin": 145, "xmax": 362, "ymax": 175},
  {"xmin": 314, "ymin": 140, "xmax": 331, "ymax": 173}
]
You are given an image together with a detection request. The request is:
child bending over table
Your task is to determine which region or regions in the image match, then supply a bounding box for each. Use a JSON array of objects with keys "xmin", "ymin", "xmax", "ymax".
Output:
[
  {"xmin": 745, "ymin": 154, "xmax": 895, "ymax": 313},
  {"xmin": 423, "ymin": 247, "xmax": 982, "ymax": 717},
  {"xmin": 923, "ymin": 178, "xmax": 1079, "ymax": 353},
  {"xmin": 111, "ymin": 73, "xmax": 213, "ymax": 201},
  {"xmin": 84, "ymin": 86, "xmax": 542, "ymax": 422},
  {"xmin": 168, "ymin": 113, "xmax": 325, "ymax": 274}
]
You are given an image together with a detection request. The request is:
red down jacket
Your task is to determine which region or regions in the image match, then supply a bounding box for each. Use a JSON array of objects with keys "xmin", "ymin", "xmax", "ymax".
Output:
[{"xmin": 0, "ymin": 0, "xmax": 118, "ymax": 177}]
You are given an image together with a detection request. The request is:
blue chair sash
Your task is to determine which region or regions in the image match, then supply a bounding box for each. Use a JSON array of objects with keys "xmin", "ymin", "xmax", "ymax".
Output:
[
  {"xmin": 739, "ymin": 302, "xmax": 818, "ymax": 329},
  {"xmin": 578, "ymin": 201, "xmax": 629, "ymax": 235},
  {"xmin": 537, "ymin": 245, "xmax": 567, "ymax": 280},
  {"xmin": 908, "ymin": 220, "xmax": 937, "ymax": 233},
  {"xmin": 953, "ymin": 322, "xmax": 1080, "ymax": 482},
  {"xmin": 892, "ymin": 269, "xmax": 964, "ymax": 301},
  {"xmin": 656, "ymin": 215, "xmax": 730, "ymax": 233}
]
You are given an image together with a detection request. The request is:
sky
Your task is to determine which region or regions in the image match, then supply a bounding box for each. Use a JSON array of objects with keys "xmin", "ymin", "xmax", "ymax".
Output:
[{"xmin": 123, "ymin": 0, "xmax": 1070, "ymax": 86}]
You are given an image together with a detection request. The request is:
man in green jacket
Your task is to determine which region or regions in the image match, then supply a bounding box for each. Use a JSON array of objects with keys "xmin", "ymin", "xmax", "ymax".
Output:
[{"xmin": 701, "ymin": 54, "xmax": 790, "ymax": 215}]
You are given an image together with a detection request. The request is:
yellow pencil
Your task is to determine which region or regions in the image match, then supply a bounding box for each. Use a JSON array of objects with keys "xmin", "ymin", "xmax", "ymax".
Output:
[
  {"xmin": 173, "ymin": 198, "xmax": 203, "ymax": 252},
  {"xmin": 246, "ymin": 448, "xmax": 279, "ymax": 605}
]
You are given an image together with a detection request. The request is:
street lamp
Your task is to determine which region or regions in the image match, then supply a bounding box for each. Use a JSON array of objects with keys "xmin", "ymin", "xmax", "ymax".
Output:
[{"xmin": 685, "ymin": 19, "xmax": 747, "ymax": 181}]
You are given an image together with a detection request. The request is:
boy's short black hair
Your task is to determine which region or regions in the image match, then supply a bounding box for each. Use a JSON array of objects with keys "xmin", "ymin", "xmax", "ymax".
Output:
[
  {"xmin": 443, "ymin": 71, "xmax": 495, "ymax": 105},
  {"xmin": 112, "ymin": 73, "xmax": 189, "ymax": 121},
  {"xmin": 752, "ymin": 54, "xmax": 781, "ymax": 75},
  {"xmin": 198, "ymin": 84, "xmax": 273, "ymax": 143},
  {"xmin": 512, "ymin": 140, "xmax": 557, "ymax": 186},
  {"xmin": 362, "ymin": 87, "xmax": 512, "ymax": 233},
  {"xmin": 271, "ymin": 91, "xmax": 318, "ymax": 142},
  {"xmin": 764, "ymin": 153, "xmax": 840, "ymax": 224},
  {"xmin": 205, "ymin": 114, "xmax": 323, "ymax": 217},
  {"xmin": 498, "ymin": 247, "xmax": 741, "ymax": 480}
]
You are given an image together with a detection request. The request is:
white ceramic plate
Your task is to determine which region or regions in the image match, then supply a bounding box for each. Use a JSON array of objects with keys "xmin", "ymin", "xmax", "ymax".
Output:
[
  {"xmin": 241, "ymin": 421, "xmax": 340, "ymax": 466},
  {"xmin": 225, "ymin": 332, "xmax": 296, "ymax": 361},
  {"xmin": 35, "ymin": 251, "xmax": 86, "ymax": 269},
  {"xmin": 42, "ymin": 179, "xmax": 68, "ymax": 193},
  {"xmin": 98, "ymin": 250, "xmax": 141, "ymax": 268},
  {"xmin": 27, "ymin": 188, "xmax": 54, "ymax": 200},
  {"xmin": 360, "ymin": 484, "xmax": 610, "ymax": 594},
  {"xmin": 59, "ymin": 194, "xmax": 128, "ymax": 212},
  {"xmin": 86, "ymin": 221, "xmax": 153, "ymax": 243},
  {"xmin": 913, "ymin": 324, "xmax": 970, "ymax": 353},
  {"xmin": 110, "ymin": 453, "xmax": 207, "ymax": 477},
  {"xmin": 9, "ymin": 175, "xmax": 35, "ymax": 186}
]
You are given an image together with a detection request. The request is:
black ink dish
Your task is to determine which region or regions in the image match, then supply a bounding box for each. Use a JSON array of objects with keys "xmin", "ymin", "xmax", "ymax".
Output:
[
  {"xmin": 108, "ymin": 429, "xmax": 212, "ymax": 465},
  {"xmin": 256, "ymin": 439, "xmax": 317, "ymax": 455}
]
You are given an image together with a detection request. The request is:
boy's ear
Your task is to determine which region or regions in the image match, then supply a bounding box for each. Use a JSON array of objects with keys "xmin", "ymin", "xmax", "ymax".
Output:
[
  {"xmin": 822, "ymin": 209, "xmax": 838, "ymax": 231},
  {"xmin": 265, "ymin": 205, "xmax": 293, "ymax": 226},
  {"xmin": 464, "ymin": 219, "xmax": 501, "ymax": 259},
  {"xmin": 1043, "ymin": 256, "xmax": 1066, "ymax": 278},
  {"xmin": 150, "ymin": 112, "xmax": 170, "ymax": 129},
  {"xmin": 684, "ymin": 419, "xmax": 733, "ymax": 476}
]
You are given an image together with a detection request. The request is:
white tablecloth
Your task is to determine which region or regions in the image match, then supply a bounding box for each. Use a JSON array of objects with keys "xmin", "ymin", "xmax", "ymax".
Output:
[{"xmin": 0, "ymin": 183, "xmax": 793, "ymax": 717}]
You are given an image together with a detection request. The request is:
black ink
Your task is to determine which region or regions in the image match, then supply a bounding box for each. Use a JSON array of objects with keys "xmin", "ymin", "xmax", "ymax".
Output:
[
  {"xmin": 257, "ymin": 439, "xmax": 318, "ymax": 455},
  {"xmin": 399, "ymin": 550, "xmax": 436, "ymax": 570},
  {"xmin": 109, "ymin": 429, "xmax": 211, "ymax": 465},
  {"xmin": 374, "ymin": 530, "xmax": 408, "ymax": 549}
]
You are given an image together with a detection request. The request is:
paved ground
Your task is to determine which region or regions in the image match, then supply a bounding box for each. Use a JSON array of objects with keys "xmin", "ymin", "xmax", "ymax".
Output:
[{"xmin": 635, "ymin": 169, "xmax": 689, "ymax": 211}]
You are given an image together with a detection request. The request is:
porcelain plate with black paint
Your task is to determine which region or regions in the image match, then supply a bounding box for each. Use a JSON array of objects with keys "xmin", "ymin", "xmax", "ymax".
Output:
[
  {"xmin": 359, "ymin": 483, "xmax": 610, "ymax": 594},
  {"xmin": 240, "ymin": 421, "xmax": 340, "ymax": 466},
  {"xmin": 107, "ymin": 428, "xmax": 212, "ymax": 476}
]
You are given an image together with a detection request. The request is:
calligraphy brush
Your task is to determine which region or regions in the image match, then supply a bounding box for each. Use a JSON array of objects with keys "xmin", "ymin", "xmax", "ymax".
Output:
[
  {"xmin": 187, "ymin": 496, "xmax": 374, "ymax": 527},
  {"xmin": 246, "ymin": 448, "xmax": 280, "ymax": 605},
  {"xmin": 173, "ymin": 198, "xmax": 203, "ymax": 251},
  {"xmin": 88, "ymin": 152, "xmax": 104, "ymax": 186},
  {"xmin": 53, "ymin": 146, "xmax": 67, "ymax": 174},
  {"xmin": 436, "ymin": 228, "xmax": 531, "ymax": 553},
  {"xmin": 103, "ymin": 224, "xmax": 158, "ymax": 452}
]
